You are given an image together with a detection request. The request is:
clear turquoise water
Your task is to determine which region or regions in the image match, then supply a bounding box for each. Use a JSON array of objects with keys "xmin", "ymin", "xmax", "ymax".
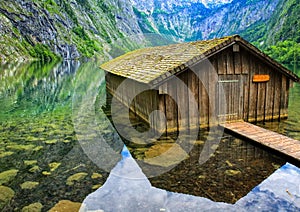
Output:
[
  {"xmin": 0, "ymin": 61, "xmax": 299, "ymax": 210},
  {"xmin": 0, "ymin": 61, "xmax": 111, "ymax": 211}
]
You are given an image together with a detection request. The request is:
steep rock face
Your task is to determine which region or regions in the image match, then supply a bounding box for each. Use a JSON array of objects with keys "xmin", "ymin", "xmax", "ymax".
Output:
[
  {"xmin": 132, "ymin": 0, "xmax": 280, "ymax": 42},
  {"xmin": 0, "ymin": 0, "xmax": 144, "ymax": 62},
  {"xmin": 261, "ymin": 0, "xmax": 299, "ymax": 45},
  {"xmin": 196, "ymin": 0, "xmax": 280, "ymax": 40},
  {"xmin": 0, "ymin": 1, "xmax": 79, "ymax": 61}
]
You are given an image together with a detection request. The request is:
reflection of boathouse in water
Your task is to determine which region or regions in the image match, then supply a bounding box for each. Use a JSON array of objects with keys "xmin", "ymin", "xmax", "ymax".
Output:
[{"xmin": 101, "ymin": 35, "xmax": 299, "ymax": 134}]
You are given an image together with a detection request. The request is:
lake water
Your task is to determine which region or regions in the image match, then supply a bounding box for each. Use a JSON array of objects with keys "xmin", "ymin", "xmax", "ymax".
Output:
[{"xmin": 0, "ymin": 61, "xmax": 299, "ymax": 210}]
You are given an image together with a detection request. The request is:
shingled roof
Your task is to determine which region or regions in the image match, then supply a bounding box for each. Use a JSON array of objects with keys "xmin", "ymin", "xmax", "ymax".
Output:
[{"xmin": 101, "ymin": 35, "xmax": 299, "ymax": 86}]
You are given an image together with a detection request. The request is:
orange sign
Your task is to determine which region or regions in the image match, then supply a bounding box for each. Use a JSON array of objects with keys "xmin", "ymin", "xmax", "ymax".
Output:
[{"xmin": 253, "ymin": 74, "xmax": 270, "ymax": 82}]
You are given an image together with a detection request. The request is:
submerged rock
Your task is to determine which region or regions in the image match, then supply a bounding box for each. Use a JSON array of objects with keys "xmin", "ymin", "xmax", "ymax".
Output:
[
  {"xmin": 21, "ymin": 202, "xmax": 43, "ymax": 212},
  {"xmin": 6, "ymin": 144, "xmax": 36, "ymax": 151},
  {"xmin": 224, "ymin": 169, "xmax": 242, "ymax": 176},
  {"xmin": 42, "ymin": 171, "xmax": 51, "ymax": 176},
  {"xmin": 144, "ymin": 143, "xmax": 189, "ymax": 167},
  {"xmin": 198, "ymin": 175, "xmax": 206, "ymax": 179},
  {"xmin": 0, "ymin": 151, "xmax": 14, "ymax": 158},
  {"xmin": 49, "ymin": 162, "xmax": 61, "ymax": 172},
  {"xmin": 194, "ymin": 140, "xmax": 205, "ymax": 145},
  {"xmin": 91, "ymin": 173, "xmax": 102, "ymax": 179},
  {"xmin": 30, "ymin": 128, "xmax": 45, "ymax": 133},
  {"xmin": 226, "ymin": 160, "xmax": 234, "ymax": 167},
  {"xmin": 49, "ymin": 200, "xmax": 81, "ymax": 212},
  {"xmin": 26, "ymin": 136, "xmax": 41, "ymax": 142},
  {"xmin": 29, "ymin": 166, "xmax": 40, "ymax": 173},
  {"xmin": 44, "ymin": 139, "xmax": 58, "ymax": 144},
  {"xmin": 66, "ymin": 172, "xmax": 88, "ymax": 186},
  {"xmin": 0, "ymin": 169, "xmax": 18, "ymax": 185},
  {"xmin": 233, "ymin": 139, "xmax": 243, "ymax": 146},
  {"xmin": 0, "ymin": 186, "xmax": 15, "ymax": 209},
  {"xmin": 20, "ymin": 181, "xmax": 39, "ymax": 190},
  {"xmin": 62, "ymin": 139, "xmax": 71, "ymax": 143},
  {"xmin": 33, "ymin": 146, "xmax": 43, "ymax": 151},
  {"xmin": 211, "ymin": 144, "xmax": 219, "ymax": 150},
  {"xmin": 92, "ymin": 184, "xmax": 102, "ymax": 190},
  {"xmin": 272, "ymin": 163, "xmax": 281, "ymax": 170},
  {"xmin": 24, "ymin": 160, "xmax": 37, "ymax": 166}
]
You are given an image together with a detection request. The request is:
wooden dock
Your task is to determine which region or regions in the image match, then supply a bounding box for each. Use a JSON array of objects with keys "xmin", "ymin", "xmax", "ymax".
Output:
[{"xmin": 220, "ymin": 121, "xmax": 300, "ymax": 161}]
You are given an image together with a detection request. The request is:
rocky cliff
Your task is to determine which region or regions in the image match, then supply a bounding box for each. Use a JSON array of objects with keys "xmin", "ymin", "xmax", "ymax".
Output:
[
  {"xmin": 132, "ymin": 0, "xmax": 280, "ymax": 42},
  {"xmin": 0, "ymin": 0, "xmax": 144, "ymax": 62}
]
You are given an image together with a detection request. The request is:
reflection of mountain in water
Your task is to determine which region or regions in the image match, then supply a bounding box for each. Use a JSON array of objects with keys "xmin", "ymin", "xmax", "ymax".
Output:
[{"xmin": 0, "ymin": 60, "xmax": 80, "ymax": 116}]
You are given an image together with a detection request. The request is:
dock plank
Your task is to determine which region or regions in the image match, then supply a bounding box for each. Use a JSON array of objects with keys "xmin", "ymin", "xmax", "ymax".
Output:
[{"xmin": 220, "ymin": 121, "xmax": 300, "ymax": 162}]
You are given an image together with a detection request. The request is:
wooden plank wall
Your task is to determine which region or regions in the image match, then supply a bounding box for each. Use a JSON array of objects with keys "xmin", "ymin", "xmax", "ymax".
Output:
[
  {"xmin": 106, "ymin": 73, "xmax": 160, "ymax": 128},
  {"xmin": 156, "ymin": 62, "xmax": 211, "ymax": 132},
  {"xmin": 239, "ymin": 47, "xmax": 289, "ymax": 122}
]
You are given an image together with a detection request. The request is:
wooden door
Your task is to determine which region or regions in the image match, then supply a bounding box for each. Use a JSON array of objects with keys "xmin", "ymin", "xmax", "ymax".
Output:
[{"xmin": 217, "ymin": 75, "xmax": 243, "ymax": 123}]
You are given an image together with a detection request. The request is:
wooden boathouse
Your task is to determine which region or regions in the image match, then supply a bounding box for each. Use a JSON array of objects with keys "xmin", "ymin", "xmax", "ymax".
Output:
[{"xmin": 101, "ymin": 35, "xmax": 299, "ymax": 134}]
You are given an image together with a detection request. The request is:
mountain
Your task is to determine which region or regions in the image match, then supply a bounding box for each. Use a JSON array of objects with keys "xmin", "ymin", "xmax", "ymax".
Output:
[
  {"xmin": 132, "ymin": 0, "xmax": 280, "ymax": 41},
  {"xmin": 0, "ymin": 0, "xmax": 145, "ymax": 62},
  {"xmin": 0, "ymin": 0, "xmax": 299, "ymax": 65}
]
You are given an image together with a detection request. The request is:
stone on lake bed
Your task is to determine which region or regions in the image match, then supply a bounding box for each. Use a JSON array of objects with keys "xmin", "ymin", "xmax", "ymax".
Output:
[
  {"xmin": 31, "ymin": 128, "xmax": 45, "ymax": 133},
  {"xmin": 193, "ymin": 140, "xmax": 205, "ymax": 145},
  {"xmin": 49, "ymin": 200, "xmax": 81, "ymax": 212},
  {"xmin": 20, "ymin": 181, "xmax": 39, "ymax": 190},
  {"xmin": 91, "ymin": 173, "xmax": 102, "ymax": 179},
  {"xmin": 21, "ymin": 202, "xmax": 43, "ymax": 212},
  {"xmin": 6, "ymin": 144, "xmax": 36, "ymax": 151},
  {"xmin": 226, "ymin": 160, "xmax": 234, "ymax": 167},
  {"xmin": 66, "ymin": 172, "xmax": 88, "ymax": 186},
  {"xmin": 0, "ymin": 169, "xmax": 18, "ymax": 185},
  {"xmin": 224, "ymin": 169, "xmax": 242, "ymax": 176},
  {"xmin": 29, "ymin": 166, "xmax": 40, "ymax": 173},
  {"xmin": 49, "ymin": 162, "xmax": 61, "ymax": 172},
  {"xmin": 92, "ymin": 184, "xmax": 102, "ymax": 190},
  {"xmin": 0, "ymin": 152, "xmax": 14, "ymax": 158},
  {"xmin": 0, "ymin": 186, "xmax": 15, "ymax": 209},
  {"xmin": 24, "ymin": 160, "xmax": 37, "ymax": 166},
  {"xmin": 272, "ymin": 163, "xmax": 281, "ymax": 170},
  {"xmin": 26, "ymin": 136, "xmax": 41, "ymax": 142},
  {"xmin": 233, "ymin": 139, "xmax": 243, "ymax": 146},
  {"xmin": 210, "ymin": 144, "xmax": 219, "ymax": 150},
  {"xmin": 42, "ymin": 171, "xmax": 51, "ymax": 176},
  {"xmin": 144, "ymin": 143, "xmax": 189, "ymax": 167},
  {"xmin": 44, "ymin": 139, "xmax": 58, "ymax": 144},
  {"xmin": 33, "ymin": 146, "xmax": 43, "ymax": 151}
]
